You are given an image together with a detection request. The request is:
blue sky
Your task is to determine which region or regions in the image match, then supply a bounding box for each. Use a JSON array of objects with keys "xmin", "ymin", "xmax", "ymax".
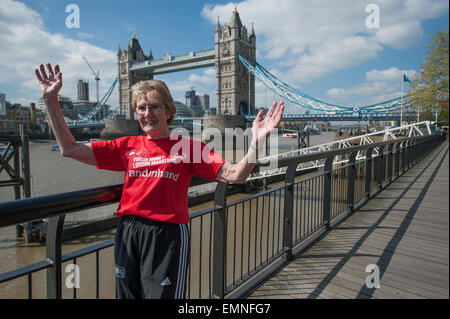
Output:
[{"xmin": 0, "ymin": 0, "xmax": 448, "ymax": 114}]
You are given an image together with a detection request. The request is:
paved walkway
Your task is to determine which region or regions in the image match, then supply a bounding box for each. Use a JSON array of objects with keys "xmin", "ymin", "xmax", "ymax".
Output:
[{"xmin": 248, "ymin": 141, "xmax": 449, "ymax": 299}]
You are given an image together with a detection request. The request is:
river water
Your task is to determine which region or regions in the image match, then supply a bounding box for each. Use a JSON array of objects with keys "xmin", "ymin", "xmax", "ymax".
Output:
[{"xmin": 0, "ymin": 131, "xmax": 336, "ymax": 298}]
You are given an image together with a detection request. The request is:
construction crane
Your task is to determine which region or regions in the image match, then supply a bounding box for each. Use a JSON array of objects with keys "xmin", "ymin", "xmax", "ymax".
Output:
[{"xmin": 82, "ymin": 57, "xmax": 100, "ymax": 103}]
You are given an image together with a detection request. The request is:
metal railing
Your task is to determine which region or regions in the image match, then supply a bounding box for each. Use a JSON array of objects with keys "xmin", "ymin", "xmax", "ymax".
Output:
[{"xmin": 0, "ymin": 133, "xmax": 445, "ymax": 299}]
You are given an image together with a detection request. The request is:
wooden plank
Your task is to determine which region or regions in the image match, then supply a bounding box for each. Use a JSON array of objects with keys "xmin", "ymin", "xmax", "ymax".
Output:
[
  {"xmin": 293, "ymin": 255, "xmax": 448, "ymax": 298},
  {"xmin": 294, "ymin": 256, "xmax": 448, "ymax": 297},
  {"xmin": 247, "ymin": 142, "xmax": 449, "ymax": 299}
]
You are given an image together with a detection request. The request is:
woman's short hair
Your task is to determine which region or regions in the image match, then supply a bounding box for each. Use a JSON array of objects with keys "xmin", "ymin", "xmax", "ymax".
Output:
[{"xmin": 131, "ymin": 79, "xmax": 176, "ymax": 124}]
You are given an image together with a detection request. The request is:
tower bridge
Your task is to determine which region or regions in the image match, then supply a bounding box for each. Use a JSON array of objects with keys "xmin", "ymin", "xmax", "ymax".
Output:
[
  {"xmin": 130, "ymin": 48, "xmax": 215, "ymax": 75},
  {"xmin": 66, "ymin": 7, "xmax": 418, "ymax": 138},
  {"xmin": 116, "ymin": 7, "xmax": 255, "ymax": 124}
]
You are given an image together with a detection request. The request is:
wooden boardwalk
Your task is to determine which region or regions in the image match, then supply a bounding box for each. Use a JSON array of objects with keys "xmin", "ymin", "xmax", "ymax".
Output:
[{"xmin": 247, "ymin": 141, "xmax": 449, "ymax": 299}]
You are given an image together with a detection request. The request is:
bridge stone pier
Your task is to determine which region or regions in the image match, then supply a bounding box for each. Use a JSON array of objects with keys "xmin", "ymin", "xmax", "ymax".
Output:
[
  {"xmin": 202, "ymin": 115, "xmax": 246, "ymax": 146},
  {"xmin": 101, "ymin": 8, "xmax": 256, "ymax": 141},
  {"xmin": 101, "ymin": 119, "xmax": 140, "ymax": 140}
]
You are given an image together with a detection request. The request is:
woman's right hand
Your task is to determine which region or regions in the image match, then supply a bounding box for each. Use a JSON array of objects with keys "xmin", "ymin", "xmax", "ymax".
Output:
[{"xmin": 35, "ymin": 63, "xmax": 63, "ymax": 101}]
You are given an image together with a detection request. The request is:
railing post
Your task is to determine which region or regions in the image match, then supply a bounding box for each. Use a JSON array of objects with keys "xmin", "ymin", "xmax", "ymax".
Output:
[
  {"xmin": 12, "ymin": 140, "xmax": 21, "ymax": 201},
  {"xmin": 411, "ymin": 139, "xmax": 417, "ymax": 165},
  {"xmin": 427, "ymin": 136, "xmax": 433, "ymax": 155},
  {"xmin": 406, "ymin": 139, "xmax": 411, "ymax": 169},
  {"xmin": 419, "ymin": 136, "xmax": 424, "ymax": 159},
  {"xmin": 377, "ymin": 145, "xmax": 385, "ymax": 189},
  {"xmin": 424, "ymin": 136, "xmax": 430, "ymax": 158},
  {"xmin": 399, "ymin": 140, "xmax": 404, "ymax": 174},
  {"xmin": 421, "ymin": 137, "xmax": 427, "ymax": 157},
  {"xmin": 365, "ymin": 148, "xmax": 373, "ymax": 199},
  {"xmin": 416, "ymin": 138, "xmax": 421, "ymax": 162},
  {"xmin": 322, "ymin": 156, "xmax": 334, "ymax": 230},
  {"xmin": 347, "ymin": 151, "xmax": 358, "ymax": 213},
  {"xmin": 46, "ymin": 215, "xmax": 65, "ymax": 299},
  {"xmin": 387, "ymin": 143, "xmax": 394, "ymax": 183},
  {"xmin": 401, "ymin": 140, "xmax": 408, "ymax": 173},
  {"xmin": 12, "ymin": 140, "xmax": 22, "ymax": 237},
  {"xmin": 412, "ymin": 138, "xmax": 418, "ymax": 165},
  {"xmin": 395, "ymin": 142, "xmax": 401, "ymax": 178},
  {"xmin": 418, "ymin": 136, "xmax": 423, "ymax": 158},
  {"xmin": 212, "ymin": 182, "xmax": 228, "ymax": 299},
  {"xmin": 408, "ymin": 139, "xmax": 413, "ymax": 168},
  {"xmin": 420, "ymin": 136, "xmax": 427, "ymax": 160},
  {"xmin": 20, "ymin": 135, "xmax": 31, "ymax": 199},
  {"xmin": 283, "ymin": 164, "xmax": 297, "ymax": 261},
  {"xmin": 21, "ymin": 134, "xmax": 33, "ymax": 243}
]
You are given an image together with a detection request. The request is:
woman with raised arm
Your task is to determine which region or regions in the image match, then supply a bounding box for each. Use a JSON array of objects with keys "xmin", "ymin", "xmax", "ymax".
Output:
[{"xmin": 35, "ymin": 63, "xmax": 284, "ymax": 299}]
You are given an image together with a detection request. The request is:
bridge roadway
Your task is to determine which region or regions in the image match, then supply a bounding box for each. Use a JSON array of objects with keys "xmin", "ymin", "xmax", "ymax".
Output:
[
  {"xmin": 247, "ymin": 141, "xmax": 449, "ymax": 299},
  {"xmin": 66, "ymin": 113, "xmax": 417, "ymax": 128}
]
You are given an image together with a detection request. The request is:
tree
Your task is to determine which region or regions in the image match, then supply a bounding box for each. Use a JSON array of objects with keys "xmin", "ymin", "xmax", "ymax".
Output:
[{"xmin": 408, "ymin": 29, "xmax": 449, "ymax": 124}]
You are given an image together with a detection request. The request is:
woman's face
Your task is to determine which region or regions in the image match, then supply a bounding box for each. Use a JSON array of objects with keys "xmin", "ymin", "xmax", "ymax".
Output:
[{"xmin": 135, "ymin": 92, "xmax": 171, "ymax": 139}]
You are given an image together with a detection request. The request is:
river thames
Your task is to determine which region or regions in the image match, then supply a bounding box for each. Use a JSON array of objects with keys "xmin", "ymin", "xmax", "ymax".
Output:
[{"xmin": 0, "ymin": 131, "xmax": 336, "ymax": 298}]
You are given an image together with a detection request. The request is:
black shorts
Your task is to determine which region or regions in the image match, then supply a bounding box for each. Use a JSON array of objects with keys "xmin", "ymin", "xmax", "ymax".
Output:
[{"xmin": 114, "ymin": 215, "xmax": 189, "ymax": 299}]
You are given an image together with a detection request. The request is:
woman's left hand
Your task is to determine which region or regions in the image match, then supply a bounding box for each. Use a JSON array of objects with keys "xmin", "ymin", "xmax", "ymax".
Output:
[{"xmin": 251, "ymin": 101, "xmax": 284, "ymax": 147}]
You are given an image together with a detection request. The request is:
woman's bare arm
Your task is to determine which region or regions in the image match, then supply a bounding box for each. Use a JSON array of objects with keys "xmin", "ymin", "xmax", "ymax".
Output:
[{"xmin": 35, "ymin": 63, "xmax": 97, "ymax": 166}]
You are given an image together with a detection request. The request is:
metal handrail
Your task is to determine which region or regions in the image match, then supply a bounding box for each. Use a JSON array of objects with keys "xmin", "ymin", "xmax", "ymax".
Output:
[
  {"xmin": 0, "ymin": 175, "xmax": 223, "ymax": 227},
  {"xmin": 0, "ymin": 133, "xmax": 445, "ymax": 299}
]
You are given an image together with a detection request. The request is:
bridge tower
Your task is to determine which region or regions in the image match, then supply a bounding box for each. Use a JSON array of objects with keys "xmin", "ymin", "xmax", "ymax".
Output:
[
  {"xmin": 103, "ymin": 9, "xmax": 257, "ymax": 140},
  {"xmin": 117, "ymin": 34, "xmax": 152, "ymax": 119},
  {"xmin": 102, "ymin": 35, "xmax": 152, "ymax": 139},
  {"xmin": 215, "ymin": 7, "xmax": 256, "ymax": 116}
]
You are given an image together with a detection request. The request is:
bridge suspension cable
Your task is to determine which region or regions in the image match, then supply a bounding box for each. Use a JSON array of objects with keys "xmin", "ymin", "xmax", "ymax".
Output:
[
  {"xmin": 238, "ymin": 55, "xmax": 410, "ymax": 114},
  {"xmin": 77, "ymin": 78, "xmax": 118, "ymax": 122}
]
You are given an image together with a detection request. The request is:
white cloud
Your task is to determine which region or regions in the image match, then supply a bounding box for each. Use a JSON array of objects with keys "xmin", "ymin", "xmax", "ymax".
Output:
[
  {"xmin": 365, "ymin": 67, "xmax": 417, "ymax": 82},
  {"xmin": 326, "ymin": 88, "xmax": 349, "ymax": 100},
  {"xmin": 2, "ymin": 0, "xmax": 448, "ymax": 112},
  {"xmin": 285, "ymin": 36, "xmax": 383, "ymax": 83},
  {"xmin": 326, "ymin": 67, "xmax": 418, "ymax": 105},
  {"xmin": 163, "ymin": 68, "xmax": 216, "ymax": 107},
  {"xmin": 0, "ymin": 0, "xmax": 43, "ymax": 28},
  {"xmin": 366, "ymin": 91, "xmax": 404, "ymax": 105},
  {"xmin": 202, "ymin": 0, "xmax": 448, "ymax": 84},
  {"xmin": 167, "ymin": 69, "xmax": 215, "ymax": 94},
  {"xmin": 77, "ymin": 32, "xmax": 96, "ymax": 40},
  {"xmin": 187, "ymin": 67, "xmax": 215, "ymax": 85},
  {"xmin": 375, "ymin": 21, "xmax": 423, "ymax": 49},
  {"xmin": 0, "ymin": 0, "xmax": 117, "ymax": 106}
]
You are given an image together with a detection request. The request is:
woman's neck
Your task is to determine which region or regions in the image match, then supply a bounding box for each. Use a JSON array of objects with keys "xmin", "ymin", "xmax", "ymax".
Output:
[{"xmin": 146, "ymin": 129, "xmax": 170, "ymax": 139}]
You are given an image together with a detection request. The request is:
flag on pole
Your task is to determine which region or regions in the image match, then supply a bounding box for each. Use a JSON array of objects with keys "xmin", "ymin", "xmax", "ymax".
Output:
[{"xmin": 403, "ymin": 74, "xmax": 411, "ymax": 83}]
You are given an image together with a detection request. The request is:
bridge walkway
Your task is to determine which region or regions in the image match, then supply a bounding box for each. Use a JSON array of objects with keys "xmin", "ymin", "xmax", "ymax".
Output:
[{"xmin": 247, "ymin": 141, "xmax": 449, "ymax": 299}]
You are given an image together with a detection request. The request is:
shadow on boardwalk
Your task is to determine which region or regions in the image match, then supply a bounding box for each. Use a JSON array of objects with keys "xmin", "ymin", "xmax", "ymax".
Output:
[{"xmin": 248, "ymin": 142, "xmax": 449, "ymax": 299}]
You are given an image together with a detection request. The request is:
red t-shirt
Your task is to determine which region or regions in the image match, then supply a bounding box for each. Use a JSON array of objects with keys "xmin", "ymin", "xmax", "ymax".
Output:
[{"xmin": 91, "ymin": 135, "xmax": 225, "ymax": 224}]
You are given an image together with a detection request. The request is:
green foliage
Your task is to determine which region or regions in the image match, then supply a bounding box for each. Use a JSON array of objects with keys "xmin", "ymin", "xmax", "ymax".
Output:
[{"xmin": 408, "ymin": 29, "xmax": 449, "ymax": 123}]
